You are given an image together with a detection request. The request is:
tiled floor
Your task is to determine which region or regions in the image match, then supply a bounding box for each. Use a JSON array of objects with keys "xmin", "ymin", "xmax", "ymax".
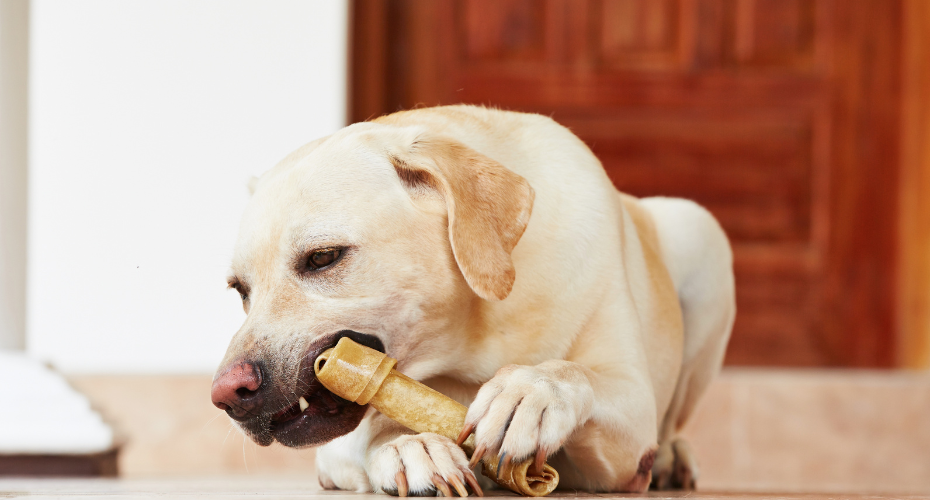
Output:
[
  {"xmin": 0, "ymin": 479, "xmax": 928, "ymax": 500},
  {"xmin": 5, "ymin": 370, "xmax": 924, "ymax": 499},
  {"xmin": 66, "ymin": 369, "xmax": 930, "ymax": 495}
]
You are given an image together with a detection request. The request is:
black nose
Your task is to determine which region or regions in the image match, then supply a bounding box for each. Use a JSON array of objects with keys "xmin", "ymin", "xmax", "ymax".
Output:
[{"xmin": 211, "ymin": 361, "xmax": 265, "ymax": 421}]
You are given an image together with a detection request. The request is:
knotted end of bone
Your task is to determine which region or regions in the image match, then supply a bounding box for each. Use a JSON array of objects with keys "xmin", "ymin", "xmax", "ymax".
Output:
[{"xmin": 314, "ymin": 336, "xmax": 396, "ymax": 405}]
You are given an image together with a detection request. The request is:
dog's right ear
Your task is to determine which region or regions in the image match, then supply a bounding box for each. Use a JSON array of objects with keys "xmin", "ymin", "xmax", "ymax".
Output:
[{"xmin": 388, "ymin": 135, "xmax": 535, "ymax": 301}]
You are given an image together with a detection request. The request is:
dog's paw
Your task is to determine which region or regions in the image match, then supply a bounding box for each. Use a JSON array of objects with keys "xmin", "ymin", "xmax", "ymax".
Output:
[
  {"xmin": 458, "ymin": 361, "xmax": 593, "ymax": 472},
  {"xmin": 651, "ymin": 437, "xmax": 698, "ymax": 490},
  {"xmin": 368, "ymin": 432, "xmax": 483, "ymax": 497}
]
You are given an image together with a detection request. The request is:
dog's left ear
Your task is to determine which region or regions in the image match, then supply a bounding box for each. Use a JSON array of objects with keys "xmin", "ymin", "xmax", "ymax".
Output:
[{"xmin": 390, "ymin": 136, "xmax": 534, "ymax": 301}]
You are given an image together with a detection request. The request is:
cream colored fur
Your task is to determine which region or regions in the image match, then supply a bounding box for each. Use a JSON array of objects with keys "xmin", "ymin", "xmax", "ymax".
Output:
[{"xmin": 224, "ymin": 105, "xmax": 735, "ymax": 493}]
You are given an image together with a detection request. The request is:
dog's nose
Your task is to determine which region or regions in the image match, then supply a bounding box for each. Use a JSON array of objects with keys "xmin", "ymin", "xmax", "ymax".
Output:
[{"xmin": 211, "ymin": 361, "xmax": 264, "ymax": 420}]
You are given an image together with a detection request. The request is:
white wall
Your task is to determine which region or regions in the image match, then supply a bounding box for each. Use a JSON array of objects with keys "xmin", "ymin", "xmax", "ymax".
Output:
[
  {"xmin": 28, "ymin": 0, "xmax": 347, "ymax": 373},
  {"xmin": 0, "ymin": 0, "xmax": 28, "ymax": 350}
]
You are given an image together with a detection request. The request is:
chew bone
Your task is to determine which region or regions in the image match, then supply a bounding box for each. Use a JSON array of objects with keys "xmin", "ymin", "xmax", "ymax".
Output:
[{"xmin": 314, "ymin": 337, "xmax": 559, "ymax": 497}]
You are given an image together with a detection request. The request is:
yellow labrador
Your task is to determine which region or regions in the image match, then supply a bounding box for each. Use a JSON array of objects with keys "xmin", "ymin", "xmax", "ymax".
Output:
[{"xmin": 211, "ymin": 105, "xmax": 735, "ymax": 494}]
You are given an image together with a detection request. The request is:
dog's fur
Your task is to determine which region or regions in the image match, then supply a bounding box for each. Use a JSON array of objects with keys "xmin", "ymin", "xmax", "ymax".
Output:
[{"xmin": 217, "ymin": 105, "xmax": 735, "ymax": 493}]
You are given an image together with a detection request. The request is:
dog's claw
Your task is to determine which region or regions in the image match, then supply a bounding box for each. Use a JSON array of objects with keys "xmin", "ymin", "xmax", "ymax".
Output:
[
  {"xmin": 395, "ymin": 471, "xmax": 409, "ymax": 497},
  {"xmin": 468, "ymin": 444, "xmax": 486, "ymax": 469},
  {"xmin": 448, "ymin": 474, "xmax": 468, "ymax": 497},
  {"xmin": 463, "ymin": 472, "xmax": 484, "ymax": 497},
  {"xmin": 432, "ymin": 474, "xmax": 453, "ymax": 497},
  {"xmin": 456, "ymin": 423, "xmax": 475, "ymax": 446},
  {"xmin": 530, "ymin": 448, "xmax": 546, "ymax": 477}
]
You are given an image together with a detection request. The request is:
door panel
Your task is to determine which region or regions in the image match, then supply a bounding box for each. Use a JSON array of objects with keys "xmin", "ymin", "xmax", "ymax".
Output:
[{"xmin": 351, "ymin": 0, "xmax": 903, "ymax": 367}]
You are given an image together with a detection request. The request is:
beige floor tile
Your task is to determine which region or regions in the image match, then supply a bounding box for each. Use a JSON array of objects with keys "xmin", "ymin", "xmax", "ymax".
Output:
[{"xmin": 683, "ymin": 370, "xmax": 930, "ymax": 494}]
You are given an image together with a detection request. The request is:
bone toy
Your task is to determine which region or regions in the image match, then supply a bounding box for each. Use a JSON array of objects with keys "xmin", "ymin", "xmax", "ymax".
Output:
[{"xmin": 314, "ymin": 337, "xmax": 559, "ymax": 497}]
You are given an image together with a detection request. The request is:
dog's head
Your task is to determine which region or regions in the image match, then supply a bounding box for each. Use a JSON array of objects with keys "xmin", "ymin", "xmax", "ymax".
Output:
[{"xmin": 211, "ymin": 121, "xmax": 534, "ymax": 448}]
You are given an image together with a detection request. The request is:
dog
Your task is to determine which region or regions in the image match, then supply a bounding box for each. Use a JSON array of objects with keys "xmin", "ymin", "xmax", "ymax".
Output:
[{"xmin": 211, "ymin": 105, "xmax": 735, "ymax": 494}]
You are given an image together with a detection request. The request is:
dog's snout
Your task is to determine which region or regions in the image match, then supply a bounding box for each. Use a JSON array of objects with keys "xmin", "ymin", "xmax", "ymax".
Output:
[{"xmin": 211, "ymin": 361, "xmax": 264, "ymax": 420}]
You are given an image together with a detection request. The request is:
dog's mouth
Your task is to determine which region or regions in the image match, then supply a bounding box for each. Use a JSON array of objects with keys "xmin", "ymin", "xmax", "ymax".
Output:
[
  {"xmin": 268, "ymin": 378, "xmax": 341, "ymax": 425},
  {"xmin": 261, "ymin": 330, "xmax": 385, "ymax": 448}
]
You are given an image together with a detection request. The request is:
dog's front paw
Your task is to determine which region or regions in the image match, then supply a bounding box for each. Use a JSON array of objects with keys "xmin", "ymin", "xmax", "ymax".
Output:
[
  {"xmin": 458, "ymin": 361, "xmax": 593, "ymax": 473},
  {"xmin": 368, "ymin": 432, "xmax": 483, "ymax": 497}
]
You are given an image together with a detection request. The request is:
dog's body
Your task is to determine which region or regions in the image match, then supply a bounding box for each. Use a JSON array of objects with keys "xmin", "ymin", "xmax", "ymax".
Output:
[{"xmin": 213, "ymin": 105, "xmax": 735, "ymax": 494}]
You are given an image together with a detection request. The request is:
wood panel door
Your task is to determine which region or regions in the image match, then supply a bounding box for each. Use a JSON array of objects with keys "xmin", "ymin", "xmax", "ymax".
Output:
[{"xmin": 351, "ymin": 0, "xmax": 906, "ymax": 367}]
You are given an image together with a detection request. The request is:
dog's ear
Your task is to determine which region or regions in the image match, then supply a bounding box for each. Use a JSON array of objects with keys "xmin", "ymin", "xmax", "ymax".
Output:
[{"xmin": 390, "ymin": 136, "xmax": 534, "ymax": 301}]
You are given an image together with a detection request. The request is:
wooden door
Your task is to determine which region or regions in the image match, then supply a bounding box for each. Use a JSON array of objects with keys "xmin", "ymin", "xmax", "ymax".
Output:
[{"xmin": 351, "ymin": 0, "xmax": 908, "ymax": 367}]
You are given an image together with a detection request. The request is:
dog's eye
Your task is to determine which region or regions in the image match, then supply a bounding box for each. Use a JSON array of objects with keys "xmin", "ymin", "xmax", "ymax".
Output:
[
  {"xmin": 307, "ymin": 248, "xmax": 342, "ymax": 270},
  {"xmin": 228, "ymin": 279, "xmax": 249, "ymax": 306},
  {"xmin": 230, "ymin": 284, "xmax": 248, "ymax": 302}
]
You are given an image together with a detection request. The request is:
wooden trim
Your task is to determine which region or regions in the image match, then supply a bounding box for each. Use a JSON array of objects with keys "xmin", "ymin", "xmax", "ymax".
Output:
[
  {"xmin": 897, "ymin": 0, "xmax": 930, "ymax": 369},
  {"xmin": 348, "ymin": 0, "xmax": 389, "ymax": 124},
  {"xmin": 0, "ymin": 449, "xmax": 119, "ymax": 477},
  {"xmin": 348, "ymin": 0, "xmax": 456, "ymax": 123}
]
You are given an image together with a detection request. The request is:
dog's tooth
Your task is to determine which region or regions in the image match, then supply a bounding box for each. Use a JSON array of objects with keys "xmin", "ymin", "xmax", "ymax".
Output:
[{"xmin": 298, "ymin": 396, "xmax": 309, "ymax": 412}]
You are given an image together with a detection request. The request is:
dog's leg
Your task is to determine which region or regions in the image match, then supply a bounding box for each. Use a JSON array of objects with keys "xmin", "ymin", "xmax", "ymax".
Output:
[
  {"xmin": 462, "ymin": 359, "xmax": 659, "ymax": 492},
  {"xmin": 640, "ymin": 196, "xmax": 736, "ymax": 491},
  {"xmin": 651, "ymin": 436, "xmax": 699, "ymax": 489},
  {"xmin": 316, "ymin": 415, "xmax": 384, "ymax": 492},
  {"xmin": 321, "ymin": 411, "xmax": 483, "ymax": 496},
  {"xmin": 367, "ymin": 431, "xmax": 482, "ymax": 497}
]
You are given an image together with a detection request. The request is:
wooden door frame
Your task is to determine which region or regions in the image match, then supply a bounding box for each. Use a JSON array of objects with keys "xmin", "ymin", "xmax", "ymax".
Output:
[
  {"xmin": 348, "ymin": 0, "xmax": 387, "ymax": 124},
  {"xmin": 897, "ymin": 0, "xmax": 930, "ymax": 368},
  {"xmin": 349, "ymin": 0, "xmax": 447, "ymax": 123}
]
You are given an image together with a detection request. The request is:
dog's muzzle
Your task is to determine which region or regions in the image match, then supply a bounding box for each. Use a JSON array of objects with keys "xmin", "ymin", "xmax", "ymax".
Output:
[{"xmin": 211, "ymin": 330, "xmax": 385, "ymax": 448}]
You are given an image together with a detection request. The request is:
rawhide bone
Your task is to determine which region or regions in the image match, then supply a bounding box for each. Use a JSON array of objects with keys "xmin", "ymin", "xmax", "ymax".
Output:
[{"xmin": 314, "ymin": 337, "xmax": 559, "ymax": 497}]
